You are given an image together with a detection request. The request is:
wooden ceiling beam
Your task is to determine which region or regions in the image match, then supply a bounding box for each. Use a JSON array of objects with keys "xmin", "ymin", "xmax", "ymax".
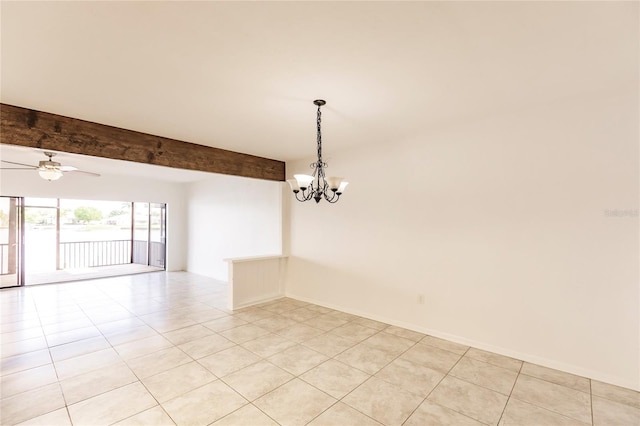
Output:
[{"xmin": 0, "ymin": 103, "xmax": 285, "ymax": 181}]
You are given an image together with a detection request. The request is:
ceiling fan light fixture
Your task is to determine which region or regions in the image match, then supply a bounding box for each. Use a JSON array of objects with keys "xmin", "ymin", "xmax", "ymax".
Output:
[
  {"xmin": 38, "ymin": 168, "xmax": 63, "ymax": 181},
  {"xmin": 1, "ymin": 150, "xmax": 100, "ymax": 180}
]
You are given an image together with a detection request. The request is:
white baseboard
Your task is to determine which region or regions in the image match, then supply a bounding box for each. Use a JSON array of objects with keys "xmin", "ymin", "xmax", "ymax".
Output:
[{"xmin": 232, "ymin": 292, "xmax": 284, "ymax": 310}]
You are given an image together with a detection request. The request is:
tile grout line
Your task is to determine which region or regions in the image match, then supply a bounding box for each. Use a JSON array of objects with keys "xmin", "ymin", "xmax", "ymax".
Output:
[
  {"xmin": 61, "ymin": 284, "xmax": 171, "ymax": 425},
  {"xmin": 32, "ymin": 288, "xmax": 69, "ymax": 424},
  {"xmin": 330, "ymin": 329, "xmax": 434, "ymax": 425},
  {"xmin": 56, "ymin": 283, "xmax": 121, "ymax": 425},
  {"xmin": 444, "ymin": 362, "xmax": 518, "ymax": 396},
  {"xmin": 240, "ymin": 309, "xmax": 382, "ymax": 425},
  {"xmin": 496, "ymin": 358, "xmax": 524, "ymax": 425},
  {"xmin": 194, "ymin": 304, "xmax": 330, "ymax": 424},
  {"xmin": 399, "ymin": 346, "xmax": 493, "ymax": 426},
  {"xmin": 212, "ymin": 303, "xmax": 339, "ymax": 425},
  {"xmin": 104, "ymin": 278, "xmax": 229, "ymax": 425},
  {"xmin": 0, "ymin": 291, "xmax": 57, "ymax": 422},
  {"xmin": 116, "ymin": 323, "xmax": 183, "ymax": 425}
]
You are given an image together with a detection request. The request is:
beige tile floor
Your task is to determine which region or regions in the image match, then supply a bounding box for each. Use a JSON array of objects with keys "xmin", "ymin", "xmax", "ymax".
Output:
[{"xmin": 1, "ymin": 272, "xmax": 639, "ymax": 426}]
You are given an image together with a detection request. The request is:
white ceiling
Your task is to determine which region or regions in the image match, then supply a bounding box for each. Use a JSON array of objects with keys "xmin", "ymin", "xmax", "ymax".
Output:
[{"xmin": 0, "ymin": 1, "xmax": 637, "ymax": 179}]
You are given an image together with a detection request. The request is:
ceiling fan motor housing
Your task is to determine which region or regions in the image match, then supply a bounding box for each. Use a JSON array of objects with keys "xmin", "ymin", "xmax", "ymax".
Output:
[{"xmin": 39, "ymin": 160, "xmax": 61, "ymax": 170}]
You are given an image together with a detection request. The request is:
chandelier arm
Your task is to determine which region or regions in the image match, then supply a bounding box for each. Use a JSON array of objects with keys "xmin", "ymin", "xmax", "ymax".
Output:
[
  {"xmin": 300, "ymin": 188, "xmax": 313, "ymax": 201},
  {"xmin": 324, "ymin": 192, "xmax": 340, "ymax": 203},
  {"xmin": 295, "ymin": 190, "xmax": 311, "ymax": 202},
  {"xmin": 295, "ymin": 192, "xmax": 308, "ymax": 202}
]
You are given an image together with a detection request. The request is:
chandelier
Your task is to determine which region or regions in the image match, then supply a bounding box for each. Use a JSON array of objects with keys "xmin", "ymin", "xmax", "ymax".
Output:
[{"xmin": 287, "ymin": 100, "xmax": 348, "ymax": 203}]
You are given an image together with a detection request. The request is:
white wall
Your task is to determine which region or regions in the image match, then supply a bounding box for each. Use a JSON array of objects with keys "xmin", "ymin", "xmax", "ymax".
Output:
[
  {"xmin": 186, "ymin": 174, "xmax": 282, "ymax": 281},
  {"xmin": 285, "ymin": 92, "xmax": 639, "ymax": 390},
  {"xmin": 0, "ymin": 170, "xmax": 188, "ymax": 271}
]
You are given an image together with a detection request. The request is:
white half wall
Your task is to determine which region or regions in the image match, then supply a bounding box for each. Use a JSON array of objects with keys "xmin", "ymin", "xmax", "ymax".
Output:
[
  {"xmin": 0, "ymin": 169, "xmax": 188, "ymax": 271},
  {"xmin": 186, "ymin": 174, "xmax": 282, "ymax": 281},
  {"xmin": 285, "ymin": 91, "xmax": 639, "ymax": 390}
]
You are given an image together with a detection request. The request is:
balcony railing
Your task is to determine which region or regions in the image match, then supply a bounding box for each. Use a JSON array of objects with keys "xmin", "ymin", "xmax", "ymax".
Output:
[
  {"xmin": 60, "ymin": 240, "xmax": 165, "ymax": 269},
  {"xmin": 60, "ymin": 240, "xmax": 132, "ymax": 269},
  {"xmin": 0, "ymin": 240, "xmax": 165, "ymax": 273}
]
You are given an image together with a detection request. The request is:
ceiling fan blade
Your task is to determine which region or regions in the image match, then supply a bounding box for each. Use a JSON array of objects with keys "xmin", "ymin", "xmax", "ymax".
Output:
[
  {"xmin": 1, "ymin": 160, "xmax": 36, "ymax": 168},
  {"xmin": 0, "ymin": 167, "xmax": 38, "ymax": 170},
  {"xmin": 60, "ymin": 165, "xmax": 78, "ymax": 171},
  {"xmin": 67, "ymin": 169, "xmax": 101, "ymax": 177}
]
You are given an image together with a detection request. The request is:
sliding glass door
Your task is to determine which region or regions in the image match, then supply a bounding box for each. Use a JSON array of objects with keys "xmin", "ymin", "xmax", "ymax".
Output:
[
  {"xmin": 0, "ymin": 196, "xmax": 23, "ymax": 288},
  {"xmin": 23, "ymin": 198, "xmax": 58, "ymax": 281},
  {"xmin": 132, "ymin": 202, "xmax": 166, "ymax": 268},
  {"xmin": 149, "ymin": 203, "xmax": 166, "ymax": 269}
]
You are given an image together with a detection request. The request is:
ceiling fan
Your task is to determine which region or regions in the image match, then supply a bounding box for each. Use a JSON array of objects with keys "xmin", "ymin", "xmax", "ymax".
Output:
[{"xmin": 1, "ymin": 151, "xmax": 100, "ymax": 181}]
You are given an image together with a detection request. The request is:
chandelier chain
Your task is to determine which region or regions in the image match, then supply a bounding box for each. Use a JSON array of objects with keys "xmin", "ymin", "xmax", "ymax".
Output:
[
  {"xmin": 314, "ymin": 103, "xmax": 327, "ymax": 173},
  {"xmin": 317, "ymin": 103, "xmax": 322, "ymax": 166}
]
